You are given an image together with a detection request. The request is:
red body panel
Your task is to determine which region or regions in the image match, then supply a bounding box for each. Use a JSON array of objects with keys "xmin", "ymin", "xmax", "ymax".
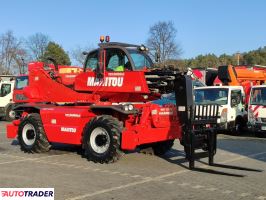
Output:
[
  {"xmin": 14, "ymin": 62, "xmax": 99, "ymax": 103},
  {"xmin": 121, "ymin": 126, "xmax": 180, "ymax": 150},
  {"xmin": 8, "ymin": 59, "xmax": 182, "ymax": 151},
  {"xmin": 13, "ymin": 62, "xmax": 155, "ymax": 104},
  {"xmin": 7, "ymin": 104, "xmax": 182, "ymax": 150},
  {"xmin": 6, "ymin": 120, "xmax": 20, "ymax": 138},
  {"xmin": 13, "ymin": 62, "xmax": 89, "ymax": 104},
  {"xmin": 40, "ymin": 107, "xmax": 96, "ymax": 144},
  {"xmin": 74, "ymin": 71, "xmax": 151, "ymax": 102},
  {"xmin": 6, "ymin": 124, "xmax": 18, "ymax": 139},
  {"xmin": 121, "ymin": 104, "xmax": 181, "ymax": 149}
]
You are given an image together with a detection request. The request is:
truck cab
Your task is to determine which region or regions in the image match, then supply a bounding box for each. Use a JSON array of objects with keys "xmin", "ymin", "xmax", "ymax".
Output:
[
  {"xmin": 194, "ymin": 86, "xmax": 246, "ymax": 134},
  {"xmin": 248, "ymin": 85, "xmax": 266, "ymax": 137},
  {"xmin": 0, "ymin": 78, "xmax": 15, "ymax": 121}
]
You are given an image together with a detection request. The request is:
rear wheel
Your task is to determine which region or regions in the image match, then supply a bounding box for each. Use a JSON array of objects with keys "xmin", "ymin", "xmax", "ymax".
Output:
[
  {"xmin": 18, "ymin": 113, "xmax": 51, "ymax": 153},
  {"xmin": 83, "ymin": 115, "xmax": 123, "ymax": 163},
  {"xmin": 152, "ymin": 140, "xmax": 174, "ymax": 156},
  {"xmin": 232, "ymin": 117, "xmax": 245, "ymax": 135},
  {"xmin": 5, "ymin": 105, "xmax": 15, "ymax": 121},
  {"xmin": 255, "ymin": 131, "xmax": 266, "ymax": 138}
]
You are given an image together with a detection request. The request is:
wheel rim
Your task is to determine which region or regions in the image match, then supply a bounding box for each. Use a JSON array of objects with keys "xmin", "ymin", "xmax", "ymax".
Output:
[
  {"xmin": 90, "ymin": 127, "xmax": 110, "ymax": 154},
  {"xmin": 22, "ymin": 124, "xmax": 36, "ymax": 146},
  {"xmin": 9, "ymin": 110, "xmax": 15, "ymax": 119}
]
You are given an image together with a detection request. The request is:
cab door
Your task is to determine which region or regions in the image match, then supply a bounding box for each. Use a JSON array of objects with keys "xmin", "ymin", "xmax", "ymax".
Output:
[
  {"xmin": 0, "ymin": 83, "xmax": 13, "ymax": 108},
  {"xmin": 230, "ymin": 89, "xmax": 245, "ymax": 120}
]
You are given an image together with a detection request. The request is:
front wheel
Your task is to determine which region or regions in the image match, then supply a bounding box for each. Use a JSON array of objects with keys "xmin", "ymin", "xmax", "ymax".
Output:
[
  {"xmin": 5, "ymin": 105, "xmax": 15, "ymax": 121},
  {"xmin": 82, "ymin": 115, "xmax": 123, "ymax": 163},
  {"xmin": 18, "ymin": 113, "xmax": 51, "ymax": 153}
]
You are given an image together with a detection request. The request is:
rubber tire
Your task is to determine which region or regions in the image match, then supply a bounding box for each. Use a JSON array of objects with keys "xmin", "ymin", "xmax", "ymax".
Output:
[
  {"xmin": 232, "ymin": 118, "xmax": 245, "ymax": 135},
  {"xmin": 152, "ymin": 140, "xmax": 174, "ymax": 156},
  {"xmin": 18, "ymin": 113, "xmax": 51, "ymax": 153},
  {"xmin": 5, "ymin": 105, "xmax": 15, "ymax": 122},
  {"xmin": 255, "ymin": 131, "xmax": 266, "ymax": 138},
  {"xmin": 83, "ymin": 115, "xmax": 123, "ymax": 163}
]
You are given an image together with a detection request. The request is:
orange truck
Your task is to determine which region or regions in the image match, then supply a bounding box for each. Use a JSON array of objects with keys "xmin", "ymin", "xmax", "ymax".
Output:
[{"xmin": 216, "ymin": 65, "xmax": 266, "ymax": 104}]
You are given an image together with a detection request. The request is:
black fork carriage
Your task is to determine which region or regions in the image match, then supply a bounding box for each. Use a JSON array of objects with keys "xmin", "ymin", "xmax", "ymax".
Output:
[
  {"xmin": 174, "ymin": 75, "xmax": 220, "ymax": 169},
  {"xmin": 145, "ymin": 68, "xmax": 220, "ymax": 169}
]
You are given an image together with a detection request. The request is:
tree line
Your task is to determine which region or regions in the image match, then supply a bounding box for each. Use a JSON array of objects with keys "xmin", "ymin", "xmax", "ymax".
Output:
[
  {"xmin": 1, "ymin": 21, "xmax": 266, "ymax": 74},
  {"xmin": 181, "ymin": 46, "xmax": 266, "ymax": 69},
  {"xmin": 0, "ymin": 31, "xmax": 90, "ymax": 74}
]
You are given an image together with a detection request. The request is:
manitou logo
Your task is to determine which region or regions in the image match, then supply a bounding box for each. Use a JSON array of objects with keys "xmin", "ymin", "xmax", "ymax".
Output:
[
  {"xmin": 87, "ymin": 77, "xmax": 124, "ymax": 87},
  {"xmin": 65, "ymin": 114, "xmax": 81, "ymax": 118},
  {"xmin": 61, "ymin": 127, "xmax": 77, "ymax": 133}
]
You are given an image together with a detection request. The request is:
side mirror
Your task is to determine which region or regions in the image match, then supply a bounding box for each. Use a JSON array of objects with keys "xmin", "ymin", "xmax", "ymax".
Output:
[
  {"xmin": 231, "ymin": 96, "xmax": 241, "ymax": 107},
  {"xmin": 231, "ymin": 98, "xmax": 237, "ymax": 107}
]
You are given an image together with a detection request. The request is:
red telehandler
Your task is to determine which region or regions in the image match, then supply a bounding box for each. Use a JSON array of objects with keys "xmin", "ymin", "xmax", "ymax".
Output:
[
  {"xmin": 6, "ymin": 37, "xmax": 219, "ymax": 169},
  {"xmin": 13, "ymin": 58, "xmax": 83, "ymax": 104}
]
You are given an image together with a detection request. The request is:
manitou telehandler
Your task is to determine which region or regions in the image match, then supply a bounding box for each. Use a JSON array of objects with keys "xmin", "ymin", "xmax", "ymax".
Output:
[{"xmin": 6, "ymin": 36, "xmax": 219, "ymax": 169}]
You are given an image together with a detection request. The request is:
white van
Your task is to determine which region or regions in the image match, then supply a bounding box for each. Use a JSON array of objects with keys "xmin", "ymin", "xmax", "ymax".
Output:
[
  {"xmin": 194, "ymin": 86, "xmax": 247, "ymax": 134},
  {"xmin": 248, "ymin": 85, "xmax": 266, "ymax": 137}
]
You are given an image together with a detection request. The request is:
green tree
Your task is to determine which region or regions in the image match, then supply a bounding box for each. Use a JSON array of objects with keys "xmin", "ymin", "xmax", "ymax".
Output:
[
  {"xmin": 41, "ymin": 42, "xmax": 71, "ymax": 65},
  {"xmin": 185, "ymin": 54, "xmax": 219, "ymax": 69},
  {"xmin": 243, "ymin": 47, "xmax": 266, "ymax": 66},
  {"xmin": 218, "ymin": 54, "xmax": 231, "ymax": 65}
]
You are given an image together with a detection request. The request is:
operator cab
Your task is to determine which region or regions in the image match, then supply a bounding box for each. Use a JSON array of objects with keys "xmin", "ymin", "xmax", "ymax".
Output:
[
  {"xmin": 74, "ymin": 36, "xmax": 154, "ymax": 102},
  {"xmin": 83, "ymin": 42, "xmax": 153, "ymax": 74}
]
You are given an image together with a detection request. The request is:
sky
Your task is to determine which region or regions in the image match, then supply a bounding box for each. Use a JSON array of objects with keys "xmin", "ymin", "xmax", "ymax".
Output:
[{"xmin": 0, "ymin": 0, "xmax": 266, "ymax": 60}]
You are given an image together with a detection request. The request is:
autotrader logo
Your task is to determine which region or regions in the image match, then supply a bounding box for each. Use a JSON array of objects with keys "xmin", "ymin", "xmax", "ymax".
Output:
[{"xmin": 0, "ymin": 188, "xmax": 54, "ymax": 200}]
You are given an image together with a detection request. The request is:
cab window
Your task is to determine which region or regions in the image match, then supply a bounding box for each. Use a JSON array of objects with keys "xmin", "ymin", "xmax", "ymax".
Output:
[
  {"xmin": 106, "ymin": 49, "xmax": 131, "ymax": 72},
  {"xmin": 250, "ymin": 88, "xmax": 266, "ymax": 105},
  {"xmin": 15, "ymin": 76, "xmax": 28, "ymax": 90},
  {"xmin": 0, "ymin": 84, "xmax": 11, "ymax": 97},
  {"xmin": 128, "ymin": 49, "xmax": 152, "ymax": 70},
  {"xmin": 84, "ymin": 51, "xmax": 98, "ymax": 72}
]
